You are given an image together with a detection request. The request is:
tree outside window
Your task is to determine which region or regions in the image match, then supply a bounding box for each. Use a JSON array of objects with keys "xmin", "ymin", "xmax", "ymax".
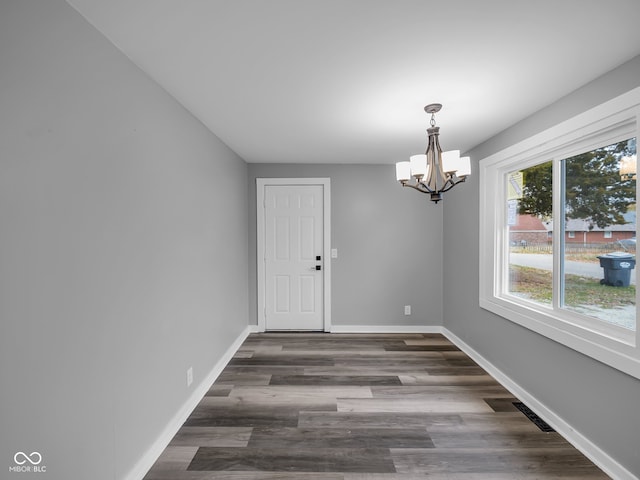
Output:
[{"xmin": 508, "ymin": 138, "xmax": 636, "ymax": 330}]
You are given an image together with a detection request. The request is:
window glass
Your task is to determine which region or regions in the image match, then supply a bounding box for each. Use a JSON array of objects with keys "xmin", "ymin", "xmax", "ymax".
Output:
[
  {"xmin": 561, "ymin": 138, "xmax": 637, "ymax": 331},
  {"xmin": 507, "ymin": 161, "xmax": 553, "ymax": 306},
  {"xmin": 480, "ymin": 90, "xmax": 640, "ymax": 379}
]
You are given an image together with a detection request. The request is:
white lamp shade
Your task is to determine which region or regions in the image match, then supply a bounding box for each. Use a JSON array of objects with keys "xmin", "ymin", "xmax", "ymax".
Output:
[
  {"xmin": 441, "ymin": 150, "xmax": 460, "ymax": 173},
  {"xmin": 396, "ymin": 161, "xmax": 411, "ymax": 181},
  {"xmin": 409, "ymin": 154, "xmax": 428, "ymax": 177},
  {"xmin": 620, "ymin": 155, "xmax": 636, "ymax": 177},
  {"xmin": 456, "ymin": 156, "xmax": 471, "ymax": 177}
]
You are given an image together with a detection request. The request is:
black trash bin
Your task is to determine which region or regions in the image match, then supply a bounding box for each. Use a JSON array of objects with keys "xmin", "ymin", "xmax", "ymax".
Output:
[{"xmin": 597, "ymin": 252, "xmax": 636, "ymax": 287}]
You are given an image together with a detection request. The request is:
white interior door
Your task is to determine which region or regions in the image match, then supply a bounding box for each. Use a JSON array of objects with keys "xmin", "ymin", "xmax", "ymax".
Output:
[{"xmin": 261, "ymin": 183, "xmax": 326, "ymax": 330}]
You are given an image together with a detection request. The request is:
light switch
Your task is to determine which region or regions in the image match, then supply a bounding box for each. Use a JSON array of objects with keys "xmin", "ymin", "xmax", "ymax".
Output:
[{"xmin": 331, "ymin": 248, "xmax": 338, "ymax": 258}]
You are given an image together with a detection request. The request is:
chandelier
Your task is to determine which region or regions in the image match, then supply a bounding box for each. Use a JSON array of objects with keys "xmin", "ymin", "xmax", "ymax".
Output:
[
  {"xmin": 620, "ymin": 154, "xmax": 637, "ymax": 180},
  {"xmin": 395, "ymin": 103, "xmax": 471, "ymax": 203}
]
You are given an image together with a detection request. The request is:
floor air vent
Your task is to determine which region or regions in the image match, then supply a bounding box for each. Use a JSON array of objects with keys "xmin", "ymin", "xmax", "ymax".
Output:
[{"xmin": 512, "ymin": 402, "xmax": 555, "ymax": 432}]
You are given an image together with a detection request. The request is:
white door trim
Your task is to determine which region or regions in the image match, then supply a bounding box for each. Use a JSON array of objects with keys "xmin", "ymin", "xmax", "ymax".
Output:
[{"xmin": 256, "ymin": 178, "xmax": 331, "ymax": 332}]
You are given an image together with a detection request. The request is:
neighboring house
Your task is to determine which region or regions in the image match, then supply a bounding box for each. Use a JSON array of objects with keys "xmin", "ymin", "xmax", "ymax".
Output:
[
  {"xmin": 509, "ymin": 214, "xmax": 550, "ymax": 245},
  {"xmin": 563, "ymin": 210, "xmax": 636, "ymax": 245},
  {"xmin": 511, "ymin": 212, "xmax": 636, "ymax": 245},
  {"xmin": 563, "ymin": 219, "xmax": 636, "ymax": 244}
]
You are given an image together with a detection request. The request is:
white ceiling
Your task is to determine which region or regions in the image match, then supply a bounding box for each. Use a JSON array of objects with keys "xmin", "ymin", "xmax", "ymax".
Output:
[{"xmin": 67, "ymin": 0, "xmax": 640, "ymax": 164}]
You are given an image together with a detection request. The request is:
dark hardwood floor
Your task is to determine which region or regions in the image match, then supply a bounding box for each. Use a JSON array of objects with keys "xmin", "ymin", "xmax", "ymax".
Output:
[{"xmin": 143, "ymin": 333, "xmax": 610, "ymax": 479}]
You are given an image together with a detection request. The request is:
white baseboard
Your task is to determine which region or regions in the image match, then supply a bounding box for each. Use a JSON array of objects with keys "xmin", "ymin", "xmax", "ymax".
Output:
[
  {"xmin": 442, "ymin": 328, "xmax": 638, "ymax": 480},
  {"xmin": 330, "ymin": 325, "xmax": 444, "ymax": 334},
  {"xmin": 124, "ymin": 325, "xmax": 253, "ymax": 480}
]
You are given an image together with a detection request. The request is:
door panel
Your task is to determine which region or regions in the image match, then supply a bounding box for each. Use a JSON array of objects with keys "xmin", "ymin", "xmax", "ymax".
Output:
[
  {"xmin": 300, "ymin": 275, "xmax": 315, "ymax": 312},
  {"xmin": 275, "ymin": 276, "xmax": 290, "ymax": 313},
  {"xmin": 264, "ymin": 185, "xmax": 323, "ymax": 330}
]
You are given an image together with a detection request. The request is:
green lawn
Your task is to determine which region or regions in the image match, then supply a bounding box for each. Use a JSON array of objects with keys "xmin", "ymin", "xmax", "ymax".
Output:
[{"xmin": 509, "ymin": 265, "xmax": 636, "ymax": 308}]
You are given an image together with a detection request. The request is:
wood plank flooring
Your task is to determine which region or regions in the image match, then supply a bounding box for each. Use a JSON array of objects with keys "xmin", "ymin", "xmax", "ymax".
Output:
[{"xmin": 143, "ymin": 333, "xmax": 610, "ymax": 479}]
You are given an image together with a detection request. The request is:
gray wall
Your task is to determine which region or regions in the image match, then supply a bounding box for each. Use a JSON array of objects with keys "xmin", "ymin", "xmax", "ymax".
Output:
[
  {"xmin": 443, "ymin": 55, "xmax": 640, "ymax": 475},
  {"xmin": 248, "ymin": 164, "xmax": 443, "ymax": 328},
  {"xmin": 0, "ymin": 2, "xmax": 248, "ymax": 480}
]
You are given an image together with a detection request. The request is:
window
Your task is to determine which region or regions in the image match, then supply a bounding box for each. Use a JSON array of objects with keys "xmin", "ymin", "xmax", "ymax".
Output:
[
  {"xmin": 561, "ymin": 138, "xmax": 636, "ymax": 331},
  {"xmin": 480, "ymin": 88, "xmax": 640, "ymax": 379}
]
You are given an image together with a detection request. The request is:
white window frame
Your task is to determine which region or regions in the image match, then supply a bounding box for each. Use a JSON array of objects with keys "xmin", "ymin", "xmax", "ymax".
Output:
[
  {"xmin": 479, "ymin": 87, "xmax": 640, "ymax": 380},
  {"xmin": 604, "ymin": 230, "xmax": 613, "ymax": 239}
]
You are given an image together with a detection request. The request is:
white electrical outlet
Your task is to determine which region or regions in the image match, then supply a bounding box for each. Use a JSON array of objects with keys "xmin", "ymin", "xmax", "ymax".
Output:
[
  {"xmin": 186, "ymin": 367, "xmax": 193, "ymax": 387},
  {"xmin": 331, "ymin": 248, "xmax": 338, "ymax": 258},
  {"xmin": 404, "ymin": 305, "xmax": 411, "ymax": 315}
]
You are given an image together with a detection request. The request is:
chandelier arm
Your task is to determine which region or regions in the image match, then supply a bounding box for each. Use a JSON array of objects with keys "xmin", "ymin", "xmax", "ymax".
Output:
[
  {"xmin": 402, "ymin": 176, "xmax": 466, "ymax": 196},
  {"xmin": 438, "ymin": 177, "xmax": 466, "ymax": 193},
  {"xmin": 417, "ymin": 180, "xmax": 437, "ymax": 194},
  {"xmin": 452, "ymin": 175, "xmax": 467, "ymax": 186},
  {"xmin": 402, "ymin": 181, "xmax": 436, "ymax": 195}
]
